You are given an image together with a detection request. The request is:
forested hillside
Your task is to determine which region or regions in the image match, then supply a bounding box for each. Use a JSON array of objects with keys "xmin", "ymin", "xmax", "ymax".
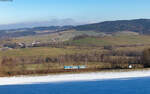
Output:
[{"xmin": 75, "ymin": 19, "xmax": 150, "ymax": 34}]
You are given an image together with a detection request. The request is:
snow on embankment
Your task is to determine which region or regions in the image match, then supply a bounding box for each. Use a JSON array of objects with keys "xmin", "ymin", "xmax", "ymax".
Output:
[{"xmin": 0, "ymin": 70, "xmax": 150, "ymax": 85}]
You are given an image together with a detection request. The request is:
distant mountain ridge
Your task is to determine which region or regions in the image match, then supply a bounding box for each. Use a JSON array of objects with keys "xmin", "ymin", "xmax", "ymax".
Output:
[
  {"xmin": 75, "ymin": 19, "xmax": 150, "ymax": 34},
  {"xmin": 2, "ymin": 19, "xmax": 150, "ymax": 34},
  {"xmin": 1, "ymin": 19, "xmax": 150, "ymax": 38}
]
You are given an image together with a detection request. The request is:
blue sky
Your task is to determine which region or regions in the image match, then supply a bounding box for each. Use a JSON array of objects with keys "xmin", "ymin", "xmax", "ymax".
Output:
[{"xmin": 0, "ymin": 0, "xmax": 150, "ymax": 25}]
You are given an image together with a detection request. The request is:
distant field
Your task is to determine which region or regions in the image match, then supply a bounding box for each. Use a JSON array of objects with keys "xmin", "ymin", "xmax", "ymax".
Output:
[
  {"xmin": 0, "ymin": 47, "xmax": 74, "ymax": 57},
  {"xmin": 0, "ymin": 46, "xmax": 100, "ymax": 58},
  {"xmin": 9, "ymin": 31, "xmax": 150, "ymax": 47},
  {"xmin": 12, "ymin": 30, "xmax": 104, "ymax": 44},
  {"xmin": 12, "ymin": 30, "xmax": 150, "ymax": 47},
  {"xmin": 67, "ymin": 35, "xmax": 150, "ymax": 46}
]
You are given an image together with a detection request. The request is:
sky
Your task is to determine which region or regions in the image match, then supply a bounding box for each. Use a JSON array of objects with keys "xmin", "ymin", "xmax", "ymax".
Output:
[{"xmin": 0, "ymin": 0, "xmax": 150, "ymax": 25}]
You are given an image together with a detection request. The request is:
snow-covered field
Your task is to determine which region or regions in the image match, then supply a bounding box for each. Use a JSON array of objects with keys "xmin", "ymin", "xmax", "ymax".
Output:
[{"xmin": 0, "ymin": 70, "xmax": 150, "ymax": 86}]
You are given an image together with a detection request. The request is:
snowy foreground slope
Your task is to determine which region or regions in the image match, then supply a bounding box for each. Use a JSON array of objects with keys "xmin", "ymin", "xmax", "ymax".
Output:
[{"xmin": 0, "ymin": 70, "xmax": 150, "ymax": 85}]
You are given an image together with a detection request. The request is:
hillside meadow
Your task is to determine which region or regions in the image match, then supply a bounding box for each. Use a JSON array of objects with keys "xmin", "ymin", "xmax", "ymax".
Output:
[
  {"xmin": 1, "ymin": 34, "xmax": 150, "ymax": 76},
  {"xmin": 67, "ymin": 35, "xmax": 150, "ymax": 46}
]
